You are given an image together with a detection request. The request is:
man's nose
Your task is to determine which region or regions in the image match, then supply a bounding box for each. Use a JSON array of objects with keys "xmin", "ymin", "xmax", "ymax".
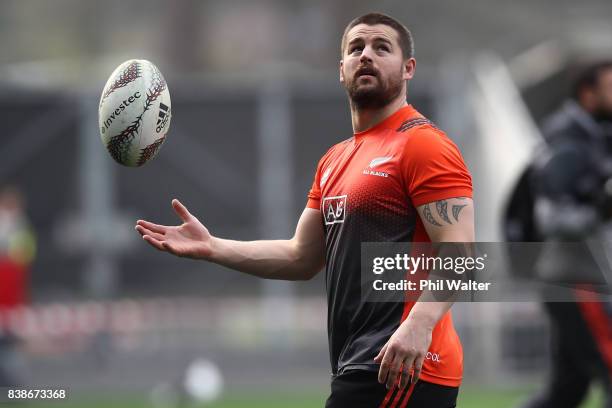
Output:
[{"xmin": 360, "ymin": 45, "xmax": 374, "ymax": 64}]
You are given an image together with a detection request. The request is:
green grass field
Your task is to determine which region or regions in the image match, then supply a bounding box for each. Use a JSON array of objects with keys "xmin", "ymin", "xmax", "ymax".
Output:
[{"xmin": 10, "ymin": 386, "xmax": 604, "ymax": 408}]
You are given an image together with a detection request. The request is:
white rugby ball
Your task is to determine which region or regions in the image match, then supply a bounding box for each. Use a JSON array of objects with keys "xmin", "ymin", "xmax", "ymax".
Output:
[{"xmin": 98, "ymin": 59, "xmax": 171, "ymax": 167}]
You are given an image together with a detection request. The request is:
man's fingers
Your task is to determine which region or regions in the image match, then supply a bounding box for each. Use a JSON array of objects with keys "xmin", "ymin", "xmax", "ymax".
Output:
[
  {"xmin": 399, "ymin": 359, "xmax": 412, "ymax": 389},
  {"xmin": 136, "ymin": 220, "xmax": 168, "ymax": 234},
  {"xmin": 385, "ymin": 355, "xmax": 403, "ymax": 390},
  {"xmin": 412, "ymin": 356, "xmax": 424, "ymax": 384},
  {"xmin": 374, "ymin": 342, "xmax": 388, "ymax": 363},
  {"xmin": 136, "ymin": 225, "xmax": 164, "ymax": 241},
  {"xmin": 172, "ymin": 199, "xmax": 192, "ymax": 223},
  {"xmin": 377, "ymin": 346, "xmax": 395, "ymax": 385},
  {"xmin": 142, "ymin": 234, "xmax": 166, "ymax": 251}
]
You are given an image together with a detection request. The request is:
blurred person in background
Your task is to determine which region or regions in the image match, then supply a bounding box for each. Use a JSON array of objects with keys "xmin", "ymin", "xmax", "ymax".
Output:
[
  {"xmin": 509, "ymin": 61, "xmax": 612, "ymax": 408},
  {"xmin": 0, "ymin": 186, "xmax": 36, "ymax": 386},
  {"xmin": 136, "ymin": 12, "xmax": 474, "ymax": 408}
]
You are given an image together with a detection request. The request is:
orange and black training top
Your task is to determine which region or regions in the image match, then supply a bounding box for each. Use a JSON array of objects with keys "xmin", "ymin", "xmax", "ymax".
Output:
[{"xmin": 306, "ymin": 104, "xmax": 473, "ymax": 387}]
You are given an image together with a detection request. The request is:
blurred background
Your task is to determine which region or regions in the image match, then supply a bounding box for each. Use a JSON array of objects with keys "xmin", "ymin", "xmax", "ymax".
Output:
[{"xmin": 0, "ymin": 0, "xmax": 611, "ymax": 407}]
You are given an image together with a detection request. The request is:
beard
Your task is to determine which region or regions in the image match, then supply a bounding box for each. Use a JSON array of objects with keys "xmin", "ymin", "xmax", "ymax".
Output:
[{"xmin": 345, "ymin": 67, "xmax": 404, "ymax": 110}]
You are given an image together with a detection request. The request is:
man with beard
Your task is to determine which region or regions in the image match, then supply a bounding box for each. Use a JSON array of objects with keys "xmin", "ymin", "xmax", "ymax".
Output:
[
  {"xmin": 135, "ymin": 13, "xmax": 474, "ymax": 408},
  {"xmin": 518, "ymin": 61, "xmax": 612, "ymax": 408}
]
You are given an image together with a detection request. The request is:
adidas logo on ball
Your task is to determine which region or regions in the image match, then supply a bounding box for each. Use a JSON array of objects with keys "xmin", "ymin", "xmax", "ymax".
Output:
[{"xmin": 156, "ymin": 102, "xmax": 171, "ymax": 133}]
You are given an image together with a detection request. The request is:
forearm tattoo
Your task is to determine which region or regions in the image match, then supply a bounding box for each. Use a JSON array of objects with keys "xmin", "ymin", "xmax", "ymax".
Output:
[{"xmin": 423, "ymin": 197, "xmax": 468, "ymax": 226}]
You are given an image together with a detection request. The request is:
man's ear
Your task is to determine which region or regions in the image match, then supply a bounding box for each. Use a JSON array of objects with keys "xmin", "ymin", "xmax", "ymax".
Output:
[
  {"xmin": 339, "ymin": 60, "xmax": 345, "ymax": 83},
  {"xmin": 403, "ymin": 58, "xmax": 416, "ymax": 81}
]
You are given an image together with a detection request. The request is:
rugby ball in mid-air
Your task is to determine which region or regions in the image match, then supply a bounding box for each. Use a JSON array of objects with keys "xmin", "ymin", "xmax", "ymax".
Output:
[{"xmin": 98, "ymin": 59, "xmax": 171, "ymax": 167}]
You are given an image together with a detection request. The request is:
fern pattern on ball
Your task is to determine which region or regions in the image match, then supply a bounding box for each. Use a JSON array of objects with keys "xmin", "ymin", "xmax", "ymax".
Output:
[
  {"xmin": 105, "ymin": 64, "xmax": 167, "ymax": 165},
  {"xmin": 142, "ymin": 65, "xmax": 167, "ymax": 113},
  {"xmin": 101, "ymin": 61, "xmax": 141, "ymax": 104},
  {"xmin": 137, "ymin": 135, "xmax": 166, "ymax": 166},
  {"xmin": 106, "ymin": 119, "xmax": 142, "ymax": 164}
]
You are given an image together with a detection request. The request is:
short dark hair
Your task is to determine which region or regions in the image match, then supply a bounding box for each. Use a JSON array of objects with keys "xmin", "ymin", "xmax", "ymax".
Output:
[
  {"xmin": 571, "ymin": 60, "xmax": 612, "ymax": 100},
  {"xmin": 341, "ymin": 13, "xmax": 414, "ymax": 60}
]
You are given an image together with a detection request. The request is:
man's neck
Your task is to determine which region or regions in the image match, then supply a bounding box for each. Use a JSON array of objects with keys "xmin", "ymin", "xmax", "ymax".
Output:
[{"xmin": 351, "ymin": 96, "xmax": 408, "ymax": 133}]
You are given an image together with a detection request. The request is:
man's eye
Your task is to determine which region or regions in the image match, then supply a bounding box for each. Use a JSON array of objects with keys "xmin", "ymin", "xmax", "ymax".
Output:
[
  {"xmin": 349, "ymin": 47, "xmax": 362, "ymax": 54},
  {"xmin": 378, "ymin": 45, "xmax": 390, "ymax": 52}
]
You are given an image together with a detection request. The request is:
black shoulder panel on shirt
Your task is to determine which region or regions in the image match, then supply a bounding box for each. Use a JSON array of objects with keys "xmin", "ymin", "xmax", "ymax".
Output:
[{"xmin": 396, "ymin": 117, "xmax": 438, "ymax": 133}]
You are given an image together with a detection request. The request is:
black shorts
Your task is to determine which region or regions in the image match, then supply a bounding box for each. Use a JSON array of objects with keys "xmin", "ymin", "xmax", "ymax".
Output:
[{"xmin": 325, "ymin": 369, "xmax": 458, "ymax": 408}]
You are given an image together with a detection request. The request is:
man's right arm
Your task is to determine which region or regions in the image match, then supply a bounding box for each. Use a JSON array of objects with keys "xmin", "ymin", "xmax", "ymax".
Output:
[{"xmin": 135, "ymin": 199, "xmax": 325, "ymax": 281}]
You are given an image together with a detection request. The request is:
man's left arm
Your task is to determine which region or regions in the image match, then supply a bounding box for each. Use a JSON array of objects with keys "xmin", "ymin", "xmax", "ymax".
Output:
[{"xmin": 375, "ymin": 197, "xmax": 474, "ymax": 389}]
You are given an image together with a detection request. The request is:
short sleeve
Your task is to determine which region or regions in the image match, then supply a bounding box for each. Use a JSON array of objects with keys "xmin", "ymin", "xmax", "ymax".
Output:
[
  {"xmin": 306, "ymin": 157, "xmax": 324, "ymax": 209},
  {"xmin": 400, "ymin": 128, "xmax": 473, "ymax": 207}
]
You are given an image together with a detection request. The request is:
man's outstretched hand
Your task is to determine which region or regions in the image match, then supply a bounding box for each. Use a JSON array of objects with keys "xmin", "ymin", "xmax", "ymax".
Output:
[{"xmin": 135, "ymin": 199, "xmax": 213, "ymax": 259}]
